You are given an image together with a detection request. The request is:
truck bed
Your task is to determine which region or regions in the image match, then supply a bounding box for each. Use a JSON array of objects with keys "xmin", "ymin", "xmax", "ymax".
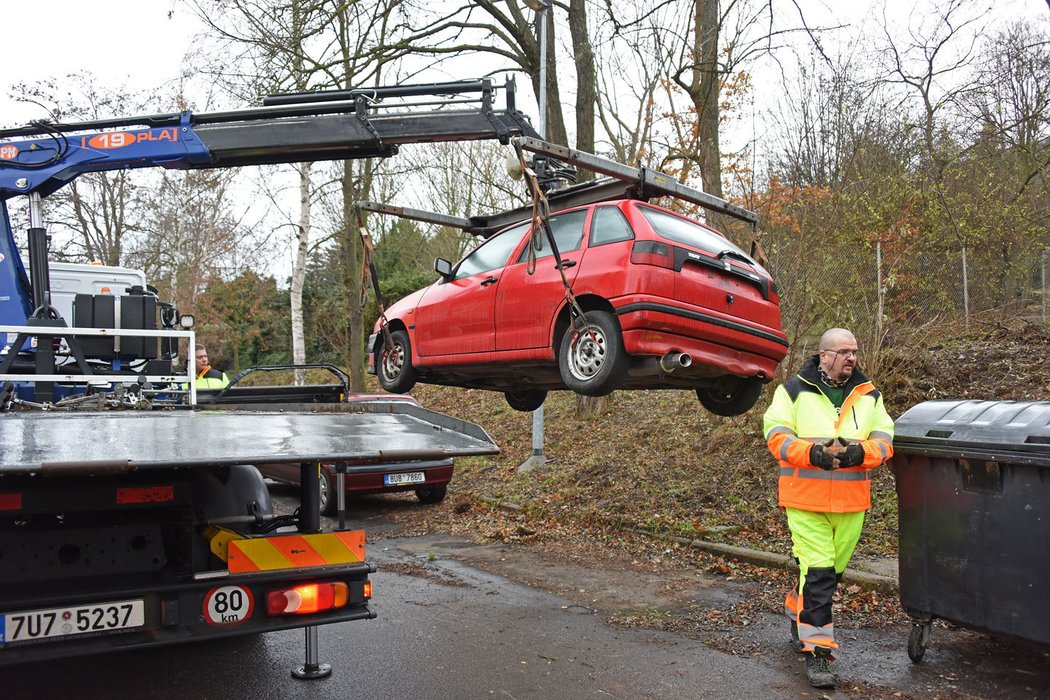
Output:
[{"xmin": 0, "ymin": 401, "xmax": 499, "ymax": 473}]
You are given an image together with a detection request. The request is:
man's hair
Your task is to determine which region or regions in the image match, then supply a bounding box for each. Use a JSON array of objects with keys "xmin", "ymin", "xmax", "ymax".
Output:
[{"xmin": 195, "ymin": 343, "xmax": 207, "ymax": 353}]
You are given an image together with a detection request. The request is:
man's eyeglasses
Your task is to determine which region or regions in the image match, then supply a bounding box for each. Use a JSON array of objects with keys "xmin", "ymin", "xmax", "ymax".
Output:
[{"xmin": 823, "ymin": 349, "xmax": 858, "ymax": 359}]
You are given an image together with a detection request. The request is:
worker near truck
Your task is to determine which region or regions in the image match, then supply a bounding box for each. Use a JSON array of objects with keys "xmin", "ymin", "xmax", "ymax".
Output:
[
  {"xmin": 194, "ymin": 343, "xmax": 230, "ymax": 388},
  {"xmin": 761, "ymin": 328, "xmax": 894, "ymax": 689}
]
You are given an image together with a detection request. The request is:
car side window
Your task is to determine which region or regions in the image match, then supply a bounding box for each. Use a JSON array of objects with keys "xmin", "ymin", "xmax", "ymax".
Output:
[
  {"xmin": 515, "ymin": 209, "xmax": 588, "ymax": 263},
  {"xmin": 589, "ymin": 206, "xmax": 634, "ymax": 246},
  {"xmin": 453, "ymin": 224, "xmax": 528, "ymax": 281}
]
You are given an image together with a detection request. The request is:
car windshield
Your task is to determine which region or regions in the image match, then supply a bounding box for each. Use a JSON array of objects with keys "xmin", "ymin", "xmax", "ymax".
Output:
[
  {"xmin": 639, "ymin": 205, "xmax": 756, "ymax": 265},
  {"xmin": 453, "ymin": 223, "xmax": 528, "ymax": 280}
]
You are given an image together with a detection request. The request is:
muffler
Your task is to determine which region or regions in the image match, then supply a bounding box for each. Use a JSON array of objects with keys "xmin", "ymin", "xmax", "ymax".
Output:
[{"xmin": 628, "ymin": 352, "xmax": 693, "ymax": 377}]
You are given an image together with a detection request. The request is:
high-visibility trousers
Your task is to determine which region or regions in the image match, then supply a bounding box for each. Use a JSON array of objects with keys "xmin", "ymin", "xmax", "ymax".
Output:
[{"xmin": 783, "ymin": 508, "xmax": 865, "ymax": 652}]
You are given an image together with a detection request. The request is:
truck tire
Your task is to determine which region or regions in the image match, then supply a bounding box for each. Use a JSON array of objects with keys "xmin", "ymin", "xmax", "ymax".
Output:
[{"xmin": 377, "ymin": 329, "xmax": 419, "ymax": 394}]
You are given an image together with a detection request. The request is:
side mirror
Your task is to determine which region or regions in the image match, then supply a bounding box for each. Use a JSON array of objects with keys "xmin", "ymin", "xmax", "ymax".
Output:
[{"xmin": 434, "ymin": 258, "xmax": 453, "ymax": 280}]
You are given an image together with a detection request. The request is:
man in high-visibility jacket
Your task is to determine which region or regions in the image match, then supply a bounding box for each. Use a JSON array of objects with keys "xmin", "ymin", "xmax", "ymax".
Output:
[
  {"xmin": 762, "ymin": 328, "xmax": 894, "ymax": 689},
  {"xmin": 194, "ymin": 343, "xmax": 230, "ymax": 389}
]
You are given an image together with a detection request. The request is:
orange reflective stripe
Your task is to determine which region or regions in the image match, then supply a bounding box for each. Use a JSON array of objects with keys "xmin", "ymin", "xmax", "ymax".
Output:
[
  {"xmin": 785, "ymin": 590, "xmax": 801, "ymax": 617},
  {"xmin": 228, "ymin": 530, "xmax": 367, "ymax": 573}
]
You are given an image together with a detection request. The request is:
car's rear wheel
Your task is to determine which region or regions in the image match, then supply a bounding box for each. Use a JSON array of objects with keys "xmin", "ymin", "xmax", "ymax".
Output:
[
  {"xmin": 504, "ymin": 389, "xmax": 547, "ymax": 412},
  {"xmin": 377, "ymin": 329, "xmax": 418, "ymax": 393},
  {"xmin": 558, "ymin": 310, "xmax": 628, "ymax": 397},
  {"xmin": 318, "ymin": 469, "xmax": 337, "ymax": 516},
  {"xmin": 696, "ymin": 376, "xmax": 764, "ymax": 416},
  {"xmin": 415, "ymin": 483, "xmax": 448, "ymax": 505}
]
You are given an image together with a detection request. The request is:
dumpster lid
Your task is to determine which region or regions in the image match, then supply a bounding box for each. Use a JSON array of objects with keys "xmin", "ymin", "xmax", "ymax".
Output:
[{"xmin": 893, "ymin": 399, "xmax": 1050, "ymax": 466}]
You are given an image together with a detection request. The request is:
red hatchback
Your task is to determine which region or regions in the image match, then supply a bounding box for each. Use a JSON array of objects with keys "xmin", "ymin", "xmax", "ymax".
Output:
[{"xmin": 368, "ymin": 199, "xmax": 788, "ymax": 415}]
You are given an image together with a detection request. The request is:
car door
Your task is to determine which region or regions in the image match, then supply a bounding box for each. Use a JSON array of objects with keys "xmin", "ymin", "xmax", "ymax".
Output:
[
  {"xmin": 495, "ymin": 209, "xmax": 589, "ymax": 351},
  {"xmin": 414, "ymin": 225, "xmax": 527, "ymax": 357}
]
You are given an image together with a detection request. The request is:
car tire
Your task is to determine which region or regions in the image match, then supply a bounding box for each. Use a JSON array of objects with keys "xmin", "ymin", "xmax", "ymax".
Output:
[
  {"xmin": 415, "ymin": 483, "xmax": 448, "ymax": 505},
  {"xmin": 377, "ymin": 329, "xmax": 419, "ymax": 394},
  {"xmin": 318, "ymin": 469, "xmax": 337, "ymax": 517},
  {"xmin": 504, "ymin": 389, "xmax": 547, "ymax": 412},
  {"xmin": 696, "ymin": 377, "xmax": 764, "ymax": 416},
  {"xmin": 558, "ymin": 310, "xmax": 628, "ymax": 397}
]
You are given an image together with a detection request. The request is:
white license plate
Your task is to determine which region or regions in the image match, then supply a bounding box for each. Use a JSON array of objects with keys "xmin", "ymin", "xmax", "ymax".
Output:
[
  {"xmin": 1, "ymin": 599, "xmax": 145, "ymax": 644},
  {"xmin": 384, "ymin": 471, "xmax": 425, "ymax": 486}
]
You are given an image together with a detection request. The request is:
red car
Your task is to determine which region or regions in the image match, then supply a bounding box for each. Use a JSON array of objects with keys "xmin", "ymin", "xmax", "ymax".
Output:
[
  {"xmin": 368, "ymin": 199, "xmax": 788, "ymax": 415},
  {"xmin": 256, "ymin": 394, "xmax": 453, "ymax": 515}
]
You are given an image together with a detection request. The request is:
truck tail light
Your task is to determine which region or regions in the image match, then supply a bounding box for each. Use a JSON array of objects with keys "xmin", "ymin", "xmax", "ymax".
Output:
[
  {"xmin": 266, "ymin": 582, "xmax": 350, "ymax": 616},
  {"xmin": 116, "ymin": 486, "xmax": 174, "ymax": 504},
  {"xmin": 363, "ymin": 580, "xmax": 372, "ymax": 600},
  {"xmin": 630, "ymin": 240, "xmax": 674, "ymax": 269},
  {"xmin": 0, "ymin": 493, "xmax": 22, "ymax": 511}
]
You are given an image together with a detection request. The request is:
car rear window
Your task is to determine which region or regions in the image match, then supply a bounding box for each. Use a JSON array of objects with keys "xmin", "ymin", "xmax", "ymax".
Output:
[
  {"xmin": 453, "ymin": 223, "xmax": 528, "ymax": 280},
  {"xmin": 515, "ymin": 209, "xmax": 588, "ymax": 263},
  {"xmin": 639, "ymin": 205, "xmax": 752, "ymax": 261},
  {"xmin": 590, "ymin": 206, "xmax": 634, "ymax": 246}
]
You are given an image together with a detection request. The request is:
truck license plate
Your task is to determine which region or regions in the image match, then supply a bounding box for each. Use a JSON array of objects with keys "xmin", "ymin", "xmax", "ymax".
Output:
[
  {"xmin": 1, "ymin": 599, "xmax": 145, "ymax": 644},
  {"xmin": 384, "ymin": 471, "xmax": 425, "ymax": 486}
]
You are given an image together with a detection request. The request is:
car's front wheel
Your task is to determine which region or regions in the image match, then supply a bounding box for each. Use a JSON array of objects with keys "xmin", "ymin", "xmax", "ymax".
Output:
[
  {"xmin": 377, "ymin": 329, "xmax": 419, "ymax": 394},
  {"xmin": 415, "ymin": 483, "xmax": 448, "ymax": 505},
  {"xmin": 558, "ymin": 310, "xmax": 628, "ymax": 397},
  {"xmin": 504, "ymin": 389, "xmax": 547, "ymax": 412},
  {"xmin": 696, "ymin": 377, "xmax": 764, "ymax": 416}
]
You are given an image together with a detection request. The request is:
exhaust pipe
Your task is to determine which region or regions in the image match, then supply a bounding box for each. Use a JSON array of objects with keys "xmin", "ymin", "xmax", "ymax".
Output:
[
  {"xmin": 628, "ymin": 352, "xmax": 693, "ymax": 377},
  {"xmin": 660, "ymin": 352, "xmax": 692, "ymax": 372}
]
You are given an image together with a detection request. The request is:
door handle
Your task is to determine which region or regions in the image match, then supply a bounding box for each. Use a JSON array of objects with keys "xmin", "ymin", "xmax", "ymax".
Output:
[
  {"xmin": 555, "ymin": 259, "xmax": 577, "ymax": 270},
  {"xmin": 480, "ymin": 276, "xmax": 498, "ymax": 286}
]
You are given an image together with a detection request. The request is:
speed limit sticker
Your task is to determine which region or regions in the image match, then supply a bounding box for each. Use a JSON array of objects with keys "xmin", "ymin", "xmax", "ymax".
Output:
[{"xmin": 203, "ymin": 585, "xmax": 254, "ymax": 626}]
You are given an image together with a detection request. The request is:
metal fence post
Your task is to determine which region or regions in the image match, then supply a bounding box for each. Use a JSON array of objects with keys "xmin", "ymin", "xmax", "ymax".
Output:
[{"xmin": 962, "ymin": 246, "xmax": 970, "ymax": 325}]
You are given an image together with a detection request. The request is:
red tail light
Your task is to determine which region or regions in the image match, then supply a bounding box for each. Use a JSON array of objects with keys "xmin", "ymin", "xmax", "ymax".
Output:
[
  {"xmin": 0, "ymin": 493, "xmax": 22, "ymax": 511},
  {"xmin": 630, "ymin": 240, "xmax": 674, "ymax": 269},
  {"xmin": 116, "ymin": 486, "xmax": 174, "ymax": 504},
  {"xmin": 266, "ymin": 582, "xmax": 350, "ymax": 616}
]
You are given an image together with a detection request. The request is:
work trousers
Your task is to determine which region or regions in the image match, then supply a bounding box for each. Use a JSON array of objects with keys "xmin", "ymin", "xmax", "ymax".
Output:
[{"xmin": 783, "ymin": 508, "xmax": 865, "ymax": 652}]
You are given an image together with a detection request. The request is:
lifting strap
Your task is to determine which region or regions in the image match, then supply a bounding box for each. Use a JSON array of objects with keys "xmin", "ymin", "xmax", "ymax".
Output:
[{"xmin": 357, "ymin": 209, "xmax": 394, "ymax": 354}]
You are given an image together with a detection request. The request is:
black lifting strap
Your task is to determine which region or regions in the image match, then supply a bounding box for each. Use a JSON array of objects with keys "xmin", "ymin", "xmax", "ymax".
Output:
[{"xmin": 512, "ymin": 142, "xmax": 594, "ymax": 344}]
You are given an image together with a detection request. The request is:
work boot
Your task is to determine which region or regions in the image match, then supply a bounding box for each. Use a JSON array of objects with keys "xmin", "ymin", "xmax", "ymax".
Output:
[
  {"xmin": 789, "ymin": 620, "xmax": 804, "ymax": 653},
  {"xmin": 804, "ymin": 647, "xmax": 835, "ymax": 688}
]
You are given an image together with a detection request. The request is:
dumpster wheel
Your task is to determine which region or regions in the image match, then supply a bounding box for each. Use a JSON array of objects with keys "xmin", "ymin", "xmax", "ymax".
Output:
[{"xmin": 908, "ymin": 621, "xmax": 931, "ymax": 662}]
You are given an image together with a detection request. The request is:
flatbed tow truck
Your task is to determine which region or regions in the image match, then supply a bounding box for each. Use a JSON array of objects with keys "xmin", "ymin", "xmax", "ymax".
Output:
[{"xmin": 0, "ymin": 79, "xmax": 533, "ymax": 673}]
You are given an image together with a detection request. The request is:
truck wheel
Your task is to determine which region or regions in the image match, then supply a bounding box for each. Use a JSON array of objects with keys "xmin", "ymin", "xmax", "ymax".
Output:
[
  {"xmin": 908, "ymin": 622, "xmax": 930, "ymax": 663},
  {"xmin": 377, "ymin": 329, "xmax": 418, "ymax": 393},
  {"xmin": 415, "ymin": 483, "xmax": 447, "ymax": 505},
  {"xmin": 558, "ymin": 311, "xmax": 627, "ymax": 397},
  {"xmin": 504, "ymin": 389, "xmax": 547, "ymax": 412},
  {"xmin": 695, "ymin": 377, "xmax": 764, "ymax": 416}
]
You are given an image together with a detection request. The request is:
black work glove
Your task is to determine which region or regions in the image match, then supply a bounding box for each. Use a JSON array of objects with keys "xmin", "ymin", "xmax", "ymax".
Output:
[
  {"xmin": 838, "ymin": 443, "xmax": 865, "ymax": 468},
  {"xmin": 809, "ymin": 444, "xmax": 837, "ymax": 470}
]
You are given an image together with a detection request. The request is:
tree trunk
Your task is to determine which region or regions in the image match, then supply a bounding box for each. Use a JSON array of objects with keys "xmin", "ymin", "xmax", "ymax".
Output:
[
  {"xmin": 291, "ymin": 162, "xmax": 311, "ymax": 386},
  {"xmin": 568, "ymin": 0, "xmax": 596, "ymax": 180},
  {"xmin": 689, "ymin": 0, "xmax": 724, "ymax": 227}
]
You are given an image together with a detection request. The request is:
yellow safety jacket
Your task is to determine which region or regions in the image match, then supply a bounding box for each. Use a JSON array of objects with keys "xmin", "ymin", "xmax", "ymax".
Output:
[
  {"xmin": 197, "ymin": 366, "xmax": 230, "ymax": 389},
  {"xmin": 763, "ymin": 355, "xmax": 894, "ymax": 513}
]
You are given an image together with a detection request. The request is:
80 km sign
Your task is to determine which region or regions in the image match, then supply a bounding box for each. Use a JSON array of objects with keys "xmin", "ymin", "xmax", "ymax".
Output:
[{"xmin": 203, "ymin": 585, "xmax": 254, "ymax": 626}]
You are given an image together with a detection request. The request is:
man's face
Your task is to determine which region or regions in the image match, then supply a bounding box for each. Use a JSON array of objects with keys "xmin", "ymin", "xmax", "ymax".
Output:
[
  {"xmin": 195, "ymin": 350, "xmax": 208, "ymax": 373},
  {"xmin": 819, "ymin": 337, "xmax": 859, "ymax": 382}
]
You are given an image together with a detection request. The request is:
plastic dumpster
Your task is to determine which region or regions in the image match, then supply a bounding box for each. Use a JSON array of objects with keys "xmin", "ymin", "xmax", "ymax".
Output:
[{"xmin": 891, "ymin": 399, "xmax": 1050, "ymax": 662}]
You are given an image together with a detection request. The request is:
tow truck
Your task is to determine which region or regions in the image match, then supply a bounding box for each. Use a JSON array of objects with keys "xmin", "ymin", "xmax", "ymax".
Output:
[{"xmin": 0, "ymin": 79, "xmax": 537, "ymax": 672}]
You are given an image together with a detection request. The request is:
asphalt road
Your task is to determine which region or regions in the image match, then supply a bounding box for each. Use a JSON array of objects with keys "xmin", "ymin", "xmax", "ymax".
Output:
[{"xmin": 2, "ymin": 489, "xmax": 1048, "ymax": 699}]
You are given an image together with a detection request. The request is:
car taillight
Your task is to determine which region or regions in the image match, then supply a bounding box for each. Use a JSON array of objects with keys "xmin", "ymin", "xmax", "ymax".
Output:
[
  {"xmin": 630, "ymin": 240, "xmax": 674, "ymax": 269},
  {"xmin": 0, "ymin": 493, "xmax": 22, "ymax": 511},
  {"xmin": 266, "ymin": 582, "xmax": 351, "ymax": 616}
]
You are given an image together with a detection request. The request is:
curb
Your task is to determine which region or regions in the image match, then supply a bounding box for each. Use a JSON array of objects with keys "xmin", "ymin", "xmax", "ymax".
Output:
[{"xmin": 478, "ymin": 495, "xmax": 898, "ymax": 593}]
